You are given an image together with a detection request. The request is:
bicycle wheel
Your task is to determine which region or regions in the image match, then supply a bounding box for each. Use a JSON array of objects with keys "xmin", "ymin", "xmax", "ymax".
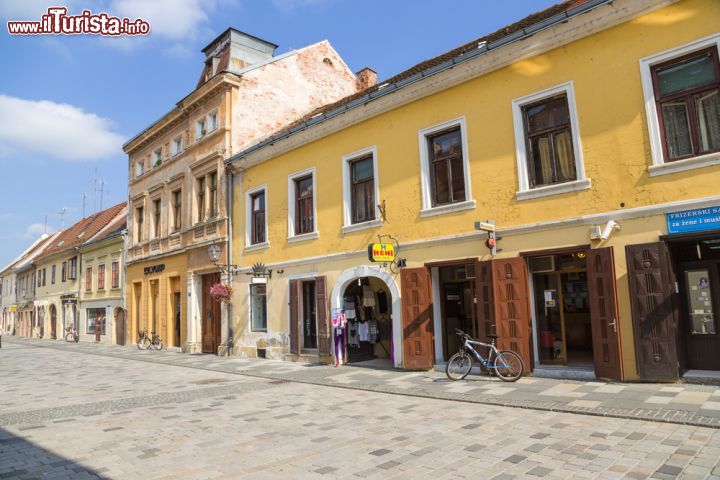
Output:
[
  {"xmin": 137, "ymin": 337, "xmax": 151, "ymax": 350},
  {"xmin": 493, "ymin": 350, "xmax": 524, "ymax": 382},
  {"xmin": 154, "ymin": 340, "xmax": 163, "ymax": 351},
  {"xmin": 73, "ymin": 333, "xmax": 79, "ymax": 343},
  {"xmin": 65, "ymin": 332, "xmax": 73, "ymax": 343},
  {"xmin": 446, "ymin": 352, "xmax": 473, "ymax": 381}
]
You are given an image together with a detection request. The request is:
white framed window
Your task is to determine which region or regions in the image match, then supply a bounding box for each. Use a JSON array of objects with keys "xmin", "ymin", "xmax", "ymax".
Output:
[
  {"xmin": 418, "ymin": 116, "xmax": 475, "ymax": 217},
  {"xmin": 341, "ymin": 146, "xmax": 382, "ymax": 233},
  {"xmin": 245, "ymin": 184, "xmax": 269, "ymax": 252},
  {"xmin": 207, "ymin": 110, "xmax": 218, "ymax": 132},
  {"xmin": 152, "ymin": 147, "xmax": 162, "ymax": 167},
  {"xmin": 250, "ymin": 283, "xmax": 267, "ymax": 332},
  {"xmin": 171, "ymin": 136, "xmax": 182, "ymax": 156},
  {"xmin": 511, "ymin": 81, "xmax": 589, "ymax": 201},
  {"xmin": 640, "ymin": 34, "xmax": 720, "ymax": 176},
  {"xmin": 134, "ymin": 159, "xmax": 144, "ymax": 177},
  {"xmin": 287, "ymin": 167, "xmax": 318, "ymax": 242},
  {"xmin": 195, "ymin": 117, "xmax": 207, "ymax": 139}
]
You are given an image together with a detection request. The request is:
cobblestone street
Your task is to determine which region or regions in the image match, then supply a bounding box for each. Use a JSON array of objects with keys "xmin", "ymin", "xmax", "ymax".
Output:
[{"xmin": 2, "ymin": 338, "xmax": 720, "ymax": 479}]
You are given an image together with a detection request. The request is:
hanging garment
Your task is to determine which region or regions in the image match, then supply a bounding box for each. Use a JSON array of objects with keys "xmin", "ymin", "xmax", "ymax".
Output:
[
  {"xmin": 358, "ymin": 320, "xmax": 370, "ymax": 342},
  {"xmin": 368, "ymin": 320, "xmax": 379, "ymax": 344},
  {"xmin": 348, "ymin": 322, "xmax": 360, "ymax": 347},
  {"xmin": 343, "ymin": 299, "xmax": 356, "ymax": 319},
  {"xmin": 362, "ymin": 285, "xmax": 376, "ymax": 307},
  {"xmin": 377, "ymin": 290, "xmax": 388, "ymax": 314},
  {"xmin": 331, "ymin": 308, "xmax": 347, "ymax": 329}
]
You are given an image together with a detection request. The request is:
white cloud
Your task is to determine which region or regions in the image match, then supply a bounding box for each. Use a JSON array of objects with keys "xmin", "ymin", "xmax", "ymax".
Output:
[
  {"xmin": 21, "ymin": 223, "xmax": 58, "ymax": 239},
  {"xmin": 0, "ymin": 94, "xmax": 125, "ymax": 161},
  {"xmin": 110, "ymin": 0, "xmax": 215, "ymax": 40}
]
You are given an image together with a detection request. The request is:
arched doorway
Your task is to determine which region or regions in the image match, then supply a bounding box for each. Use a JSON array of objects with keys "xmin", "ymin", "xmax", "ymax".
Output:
[
  {"xmin": 50, "ymin": 305, "xmax": 57, "ymax": 339},
  {"xmin": 330, "ymin": 266, "xmax": 402, "ymax": 368},
  {"xmin": 115, "ymin": 308, "xmax": 126, "ymax": 346}
]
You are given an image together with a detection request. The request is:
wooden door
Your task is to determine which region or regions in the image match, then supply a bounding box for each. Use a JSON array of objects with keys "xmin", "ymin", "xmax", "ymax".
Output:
[
  {"xmin": 679, "ymin": 262, "xmax": 720, "ymax": 370},
  {"xmin": 95, "ymin": 315, "xmax": 102, "ymax": 342},
  {"xmin": 401, "ymin": 267, "xmax": 434, "ymax": 369},
  {"xmin": 50, "ymin": 306, "xmax": 57, "ymax": 340},
  {"xmin": 316, "ymin": 277, "xmax": 330, "ymax": 356},
  {"xmin": 475, "ymin": 260, "xmax": 495, "ymax": 343},
  {"xmin": 626, "ymin": 242, "xmax": 679, "ymax": 382},
  {"xmin": 289, "ymin": 279, "xmax": 300, "ymax": 355},
  {"xmin": 587, "ymin": 247, "xmax": 624, "ymax": 380},
  {"xmin": 492, "ymin": 257, "xmax": 532, "ymax": 371},
  {"xmin": 116, "ymin": 309, "xmax": 126, "ymax": 346},
  {"xmin": 202, "ymin": 273, "xmax": 221, "ymax": 353}
]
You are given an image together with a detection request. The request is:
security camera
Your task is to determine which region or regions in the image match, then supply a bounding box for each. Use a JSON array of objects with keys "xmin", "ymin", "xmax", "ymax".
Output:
[{"xmin": 600, "ymin": 220, "xmax": 620, "ymax": 240}]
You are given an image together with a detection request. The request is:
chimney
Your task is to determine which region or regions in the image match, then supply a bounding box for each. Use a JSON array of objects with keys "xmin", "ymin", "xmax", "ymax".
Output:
[
  {"xmin": 198, "ymin": 28, "xmax": 279, "ymax": 86},
  {"xmin": 355, "ymin": 67, "xmax": 377, "ymax": 91}
]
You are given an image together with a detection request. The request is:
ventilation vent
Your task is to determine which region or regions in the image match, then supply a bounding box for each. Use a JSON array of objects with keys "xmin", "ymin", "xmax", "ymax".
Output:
[{"xmin": 529, "ymin": 255, "xmax": 555, "ymax": 273}]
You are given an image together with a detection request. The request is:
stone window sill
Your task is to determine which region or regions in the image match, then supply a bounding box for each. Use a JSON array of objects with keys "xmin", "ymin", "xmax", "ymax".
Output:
[
  {"xmin": 516, "ymin": 178, "xmax": 591, "ymax": 201},
  {"xmin": 648, "ymin": 153, "xmax": 720, "ymax": 177}
]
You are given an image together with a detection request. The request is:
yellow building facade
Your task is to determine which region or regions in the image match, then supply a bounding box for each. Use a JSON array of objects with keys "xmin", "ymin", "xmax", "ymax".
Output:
[{"xmin": 228, "ymin": 0, "xmax": 720, "ymax": 382}]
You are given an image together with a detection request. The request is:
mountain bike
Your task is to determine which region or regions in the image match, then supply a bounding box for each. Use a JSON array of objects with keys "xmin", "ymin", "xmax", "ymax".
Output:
[
  {"xmin": 137, "ymin": 330, "xmax": 163, "ymax": 350},
  {"xmin": 446, "ymin": 329, "xmax": 524, "ymax": 382},
  {"xmin": 64, "ymin": 325, "xmax": 79, "ymax": 343}
]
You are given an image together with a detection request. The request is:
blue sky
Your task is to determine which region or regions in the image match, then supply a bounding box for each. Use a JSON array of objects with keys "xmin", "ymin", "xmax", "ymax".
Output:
[{"xmin": 0, "ymin": 0, "xmax": 558, "ymax": 267}]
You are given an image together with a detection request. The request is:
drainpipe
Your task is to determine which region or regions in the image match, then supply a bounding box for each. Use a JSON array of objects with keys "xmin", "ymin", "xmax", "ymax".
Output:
[
  {"xmin": 121, "ymin": 229, "xmax": 128, "ymax": 345},
  {"xmin": 225, "ymin": 163, "xmax": 234, "ymax": 357}
]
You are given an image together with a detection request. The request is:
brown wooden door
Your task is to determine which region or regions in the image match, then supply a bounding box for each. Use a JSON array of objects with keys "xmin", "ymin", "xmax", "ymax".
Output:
[
  {"xmin": 626, "ymin": 242, "xmax": 679, "ymax": 382},
  {"xmin": 289, "ymin": 279, "xmax": 300, "ymax": 355},
  {"xmin": 587, "ymin": 247, "xmax": 624, "ymax": 380},
  {"xmin": 492, "ymin": 257, "xmax": 532, "ymax": 371},
  {"xmin": 401, "ymin": 267, "xmax": 434, "ymax": 369},
  {"xmin": 679, "ymin": 262, "xmax": 720, "ymax": 370},
  {"xmin": 475, "ymin": 260, "xmax": 495, "ymax": 343},
  {"xmin": 316, "ymin": 277, "xmax": 330, "ymax": 356},
  {"xmin": 116, "ymin": 309, "xmax": 126, "ymax": 346},
  {"xmin": 202, "ymin": 273, "xmax": 222, "ymax": 353},
  {"xmin": 95, "ymin": 316, "xmax": 102, "ymax": 342},
  {"xmin": 50, "ymin": 307, "xmax": 57, "ymax": 340}
]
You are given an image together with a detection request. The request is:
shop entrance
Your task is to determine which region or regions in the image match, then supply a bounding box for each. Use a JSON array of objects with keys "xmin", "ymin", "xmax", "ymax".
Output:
[
  {"xmin": 341, "ymin": 276, "xmax": 393, "ymax": 365},
  {"xmin": 437, "ymin": 264, "xmax": 476, "ymax": 362},
  {"xmin": 669, "ymin": 236, "xmax": 720, "ymax": 371},
  {"xmin": 530, "ymin": 252, "xmax": 592, "ymax": 366},
  {"xmin": 50, "ymin": 305, "xmax": 57, "ymax": 340}
]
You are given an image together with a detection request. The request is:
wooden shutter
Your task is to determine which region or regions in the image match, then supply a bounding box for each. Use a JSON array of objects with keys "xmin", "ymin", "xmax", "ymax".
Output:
[
  {"xmin": 492, "ymin": 257, "xmax": 532, "ymax": 371},
  {"xmin": 401, "ymin": 267, "xmax": 434, "ymax": 369},
  {"xmin": 315, "ymin": 276, "xmax": 330, "ymax": 356},
  {"xmin": 587, "ymin": 247, "xmax": 624, "ymax": 381},
  {"xmin": 289, "ymin": 279, "xmax": 300, "ymax": 355},
  {"xmin": 474, "ymin": 260, "xmax": 495, "ymax": 342},
  {"xmin": 626, "ymin": 242, "xmax": 679, "ymax": 382}
]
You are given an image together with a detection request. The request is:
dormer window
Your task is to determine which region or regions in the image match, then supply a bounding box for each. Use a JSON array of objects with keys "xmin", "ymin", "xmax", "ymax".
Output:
[{"xmin": 196, "ymin": 117, "xmax": 207, "ymax": 139}]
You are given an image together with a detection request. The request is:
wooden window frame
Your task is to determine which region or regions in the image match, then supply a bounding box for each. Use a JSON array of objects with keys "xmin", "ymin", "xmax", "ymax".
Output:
[
  {"xmin": 61, "ymin": 261, "xmax": 66, "ymax": 282},
  {"xmin": 287, "ymin": 168, "xmax": 317, "ymax": 241},
  {"xmin": 640, "ymin": 35, "xmax": 720, "ymax": 176},
  {"xmin": 295, "ymin": 175, "xmax": 314, "ymax": 236},
  {"xmin": 427, "ymin": 126, "xmax": 466, "ymax": 207},
  {"xmin": 341, "ymin": 146, "xmax": 381, "ymax": 232},
  {"xmin": 250, "ymin": 190, "xmax": 266, "ymax": 245},
  {"xmin": 650, "ymin": 46, "xmax": 720, "ymax": 162},
  {"xmin": 511, "ymin": 81, "xmax": 588, "ymax": 200},
  {"xmin": 172, "ymin": 189, "xmax": 182, "ymax": 232},
  {"xmin": 418, "ymin": 117, "xmax": 475, "ymax": 217},
  {"xmin": 135, "ymin": 206, "xmax": 144, "ymax": 243},
  {"xmin": 97, "ymin": 264, "xmax": 106, "ymax": 290},
  {"xmin": 209, "ymin": 171, "xmax": 218, "ymax": 219},
  {"xmin": 51, "ymin": 265, "xmax": 56, "ymax": 285},
  {"xmin": 111, "ymin": 261, "xmax": 120, "ymax": 289},
  {"xmin": 350, "ymin": 155, "xmax": 376, "ymax": 224},
  {"xmin": 153, "ymin": 198, "xmax": 161, "ymax": 238},
  {"xmin": 197, "ymin": 176, "xmax": 206, "ymax": 224},
  {"xmin": 85, "ymin": 267, "xmax": 92, "ymax": 292}
]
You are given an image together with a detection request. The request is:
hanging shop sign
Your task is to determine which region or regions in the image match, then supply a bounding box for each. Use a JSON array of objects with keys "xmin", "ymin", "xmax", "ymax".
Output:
[
  {"xmin": 144, "ymin": 264, "xmax": 165, "ymax": 275},
  {"xmin": 667, "ymin": 206, "xmax": 720, "ymax": 235},
  {"xmin": 368, "ymin": 243, "xmax": 396, "ymax": 263}
]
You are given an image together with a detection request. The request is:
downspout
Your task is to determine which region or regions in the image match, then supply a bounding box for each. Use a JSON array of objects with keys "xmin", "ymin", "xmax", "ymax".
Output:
[
  {"xmin": 121, "ymin": 229, "xmax": 128, "ymax": 345},
  {"xmin": 225, "ymin": 163, "xmax": 234, "ymax": 356}
]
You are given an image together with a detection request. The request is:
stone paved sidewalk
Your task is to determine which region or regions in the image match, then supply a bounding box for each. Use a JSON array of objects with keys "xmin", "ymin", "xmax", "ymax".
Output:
[{"xmin": 5, "ymin": 336, "xmax": 720, "ymax": 428}]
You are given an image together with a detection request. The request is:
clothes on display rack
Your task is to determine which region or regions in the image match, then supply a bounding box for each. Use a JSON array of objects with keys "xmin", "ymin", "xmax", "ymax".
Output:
[
  {"xmin": 358, "ymin": 320, "xmax": 369, "ymax": 342},
  {"xmin": 343, "ymin": 299, "xmax": 356, "ymax": 319},
  {"xmin": 362, "ymin": 285, "xmax": 376, "ymax": 307},
  {"xmin": 368, "ymin": 320, "xmax": 378, "ymax": 344},
  {"xmin": 347, "ymin": 321, "xmax": 360, "ymax": 347}
]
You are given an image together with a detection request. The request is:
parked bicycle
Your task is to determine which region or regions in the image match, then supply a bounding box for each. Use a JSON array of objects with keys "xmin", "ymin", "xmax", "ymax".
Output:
[
  {"xmin": 64, "ymin": 325, "xmax": 79, "ymax": 343},
  {"xmin": 446, "ymin": 329, "xmax": 524, "ymax": 382},
  {"xmin": 137, "ymin": 330, "xmax": 163, "ymax": 350}
]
